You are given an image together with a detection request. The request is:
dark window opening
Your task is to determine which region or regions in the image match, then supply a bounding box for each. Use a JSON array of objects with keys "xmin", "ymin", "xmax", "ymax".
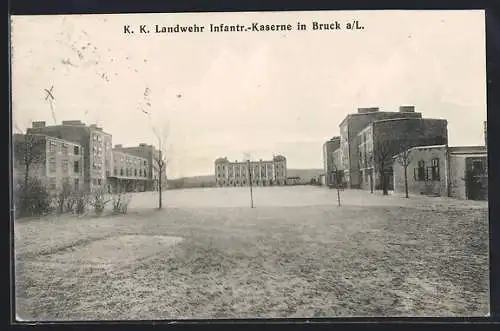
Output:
[
  {"xmin": 415, "ymin": 160, "xmax": 426, "ymax": 181},
  {"xmin": 431, "ymin": 158, "xmax": 440, "ymax": 181}
]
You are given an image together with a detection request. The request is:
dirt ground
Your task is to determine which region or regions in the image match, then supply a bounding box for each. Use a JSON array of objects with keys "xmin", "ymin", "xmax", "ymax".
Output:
[{"xmin": 14, "ymin": 187, "xmax": 489, "ymax": 320}]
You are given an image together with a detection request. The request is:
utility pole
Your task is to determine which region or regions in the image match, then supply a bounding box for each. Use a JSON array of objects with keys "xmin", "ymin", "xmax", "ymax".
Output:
[
  {"xmin": 247, "ymin": 159, "xmax": 254, "ymax": 208},
  {"xmin": 158, "ymin": 149, "xmax": 163, "ymax": 209}
]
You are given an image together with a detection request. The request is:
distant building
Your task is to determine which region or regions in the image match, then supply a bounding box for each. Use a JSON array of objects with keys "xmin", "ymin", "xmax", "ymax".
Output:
[
  {"xmin": 214, "ymin": 155, "xmax": 287, "ymax": 187},
  {"xmin": 393, "ymin": 145, "xmax": 487, "ymax": 200},
  {"xmin": 322, "ymin": 136, "xmax": 340, "ymax": 187},
  {"xmin": 12, "ymin": 133, "xmax": 85, "ymax": 194},
  {"xmin": 113, "ymin": 143, "xmax": 165, "ymax": 191},
  {"xmin": 27, "ymin": 120, "xmax": 112, "ymax": 192},
  {"xmin": 107, "ymin": 149, "xmax": 149, "ymax": 192},
  {"xmin": 338, "ymin": 106, "xmax": 423, "ymax": 188},
  {"xmin": 286, "ymin": 176, "xmax": 300, "ymax": 185}
]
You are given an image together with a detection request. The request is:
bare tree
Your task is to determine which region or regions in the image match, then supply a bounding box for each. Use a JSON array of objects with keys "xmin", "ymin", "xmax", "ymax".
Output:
[
  {"xmin": 395, "ymin": 145, "xmax": 413, "ymax": 199},
  {"xmin": 150, "ymin": 122, "xmax": 172, "ymax": 209},
  {"xmin": 243, "ymin": 152, "xmax": 255, "ymax": 208},
  {"xmin": 373, "ymin": 140, "xmax": 393, "ymax": 196},
  {"xmin": 13, "ymin": 122, "xmax": 49, "ymax": 214},
  {"xmin": 140, "ymin": 87, "xmax": 172, "ymax": 210},
  {"xmin": 331, "ymin": 164, "xmax": 343, "ymax": 206}
]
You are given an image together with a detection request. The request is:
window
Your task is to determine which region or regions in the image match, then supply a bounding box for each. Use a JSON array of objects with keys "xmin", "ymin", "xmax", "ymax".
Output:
[
  {"xmin": 431, "ymin": 158, "xmax": 440, "ymax": 181},
  {"xmin": 62, "ymin": 143, "xmax": 68, "ymax": 155},
  {"xmin": 74, "ymin": 179, "xmax": 79, "ymax": 191},
  {"xmin": 49, "ymin": 141, "xmax": 57, "ymax": 153},
  {"xmin": 120, "ymin": 168, "xmax": 124, "ymax": 176},
  {"xmin": 114, "ymin": 167, "xmax": 117, "ymax": 176},
  {"xmin": 49, "ymin": 158, "xmax": 56, "ymax": 172},
  {"xmin": 98, "ymin": 178, "xmax": 102, "ymax": 185},
  {"xmin": 61, "ymin": 159, "xmax": 69, "ymax": 173},
  {"xmin": 414, "ymin": 160, "xmax": 426, "ymax": 181},
  {"xmin": 473, "ymin": 161, "xmax": 484, "ymax": 174},
  {"xmin": 426, "ymin": 167, "xmax": 432, "ymax": 181},
  {"xmin": 73, "ymin": 160, "xmax": 80, "ymax": 173},
  {"xmin": 134, "ymin": 169, "xmax": 138, "ymax": 177},
  {"xmin": 49, "ymin": 178, "xmax": 57, "ymax": 190},
  {"xmin": 74, "ymin": 146, "xmax": 80, "ymax": 155}
]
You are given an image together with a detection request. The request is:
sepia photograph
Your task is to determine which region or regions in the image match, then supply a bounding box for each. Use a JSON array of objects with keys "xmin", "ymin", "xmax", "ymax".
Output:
[{"xmin": 10, "ymin": 10, "xmax": 489, "ymax": 320}]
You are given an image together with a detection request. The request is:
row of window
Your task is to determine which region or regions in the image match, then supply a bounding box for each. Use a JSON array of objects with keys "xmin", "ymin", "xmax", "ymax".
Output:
[
  {"xmin": 216, "ymin": 164, "xmax": 285, "ymax": 171},
  {"xmin": 49, "ymin": 141, "xmax": 80, "ymax": 155},
  {"xmin": 48, "ymin": 177, "xmax": 80, "ymax": 191},
  {"xmin": 415, "ymin": 159, "xmax": 440, "ymax": 181},
  {"xmin": 218, "ymin": 179, "xmax": 283, "ymax": 185},
  {"xmin": 113, "ymin": 167, "xmax": 148, "ymax": 177},
  {"xmin": 48, "ymin": 158, "xmax": 80, "ymax": 173},
  {"xmin": 218, "ymin": 172, "xmax": 285, "ymax": 178},
  {"xmin": 114, "ymin": 157, "xmax": 148, "ymax": 166}
]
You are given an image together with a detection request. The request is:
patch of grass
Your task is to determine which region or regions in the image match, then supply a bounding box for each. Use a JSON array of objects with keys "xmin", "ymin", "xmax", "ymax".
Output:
[{"xmin": 14, "ymin": 191, "xmax": 489, "ymax": 320}]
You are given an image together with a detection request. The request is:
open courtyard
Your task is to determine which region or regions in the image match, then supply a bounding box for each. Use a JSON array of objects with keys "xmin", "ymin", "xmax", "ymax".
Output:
[{"xmin": 14, "ymin": 186, "xmax": 489, "ymax": 320}]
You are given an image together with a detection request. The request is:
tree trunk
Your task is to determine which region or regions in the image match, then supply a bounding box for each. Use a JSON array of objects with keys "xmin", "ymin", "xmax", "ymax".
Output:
[
  {"xmin": 23, "ymin": 162, "xmax": 29, "ymax": 194},
  {"xmin": 21, "ymin": 162, "xmax": 30, "ymax": 216},
  {"xmin": 404, "ymin": 164, "xmax": 409, "ymax": 198},
  {"xmin": 337, "ymin": 185, "xmax": 341, "ymax": 206},
  {"xmin": 158, "ymin": 168, "xmax": 163, "ymax": 209},
  {"xmin": 380, "ymin": 169, "xmax": 388, "ymax": 196},
  {"xmin": 370, "ymin": 170, "xmax": 374, "ymax": 194}
]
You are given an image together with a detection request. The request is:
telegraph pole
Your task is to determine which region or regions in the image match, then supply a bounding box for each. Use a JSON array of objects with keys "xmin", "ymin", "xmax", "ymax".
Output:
[
  {"xmin": 158, "ymin": 149, "xmax": 163, "ymax": 209},
  {"xmin": 247, "ymin": 159, "xmax": 254, "ymax": 208}
]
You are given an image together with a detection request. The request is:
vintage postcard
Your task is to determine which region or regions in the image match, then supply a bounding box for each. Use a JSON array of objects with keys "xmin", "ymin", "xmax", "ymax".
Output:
[{"xmin": 10, "ymin": 10, "xmax": 489, "ymax": 320}]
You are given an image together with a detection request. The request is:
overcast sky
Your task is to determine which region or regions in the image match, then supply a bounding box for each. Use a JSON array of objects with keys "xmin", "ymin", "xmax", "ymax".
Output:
[{"xmin": 11, "ymin": 10, "xmax": 486, "ymax": 178}]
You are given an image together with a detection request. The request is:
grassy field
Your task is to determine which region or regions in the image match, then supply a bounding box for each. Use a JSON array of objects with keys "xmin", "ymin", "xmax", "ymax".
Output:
[{"xmin": 14, "ymin": 187, "xmax": 489, "ymax": 320}]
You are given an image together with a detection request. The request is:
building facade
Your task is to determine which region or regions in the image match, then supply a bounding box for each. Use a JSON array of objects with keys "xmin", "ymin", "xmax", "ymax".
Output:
[
  {"xmin": 113, "ymin": 143, "xmax": 165, "ymax": 191},
  {"xmin": 13, "ymin": 133, "xmax": 85, "ymax": 194},
  {"xmin": 393, "ymin": 145, "xmax": 488, "ymax": 200},
  {"xmin": 357, "ymin": 117, "xmax": 448, "ymax": 191},
  {"xmin": 322, "ymin": 136, "xmax": 341, "ymax": 187},
  {"xmin": 107, "ymin": 150, "xmax": 149, "ymax": 192},
  {"xmin": 338, "ymin": 106, "xmax": 423, "ymax": 188},
  {"xmin": 214, "ymin": 155, "xmax": 287, "ymax": 187},
  {"xmin": 27, "ymin": 120, "xmax": 112, "ymax": 192}
]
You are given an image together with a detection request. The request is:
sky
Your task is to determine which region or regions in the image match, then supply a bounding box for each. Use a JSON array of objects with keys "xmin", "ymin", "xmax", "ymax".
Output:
[{"xmin": 11, "ymin": 10, "xmax": 486, "ymax": 178}]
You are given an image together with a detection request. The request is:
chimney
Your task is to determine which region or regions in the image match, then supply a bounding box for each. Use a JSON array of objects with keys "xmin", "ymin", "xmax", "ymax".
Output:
[
  {"xmin": 62, "ymin": 120, "xmax": 84, "ymax": 126},
  {"xmin": 115, "ymin": 144, "xmax": 123, "ymax": 148},
  {"xmin": 358, "ymin": 107, "xmax": 379, "ymax": 114},
  {"xmin": 32, "ymin": 121, "xmax": 46, "ymax": 128},
  {"xmin": 399, "ymin": 105, "xmax": 415, "ymax": 113},
  {"xmin": 139, "ymin": 143, "xmax": 148, "ymax": 147}
]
